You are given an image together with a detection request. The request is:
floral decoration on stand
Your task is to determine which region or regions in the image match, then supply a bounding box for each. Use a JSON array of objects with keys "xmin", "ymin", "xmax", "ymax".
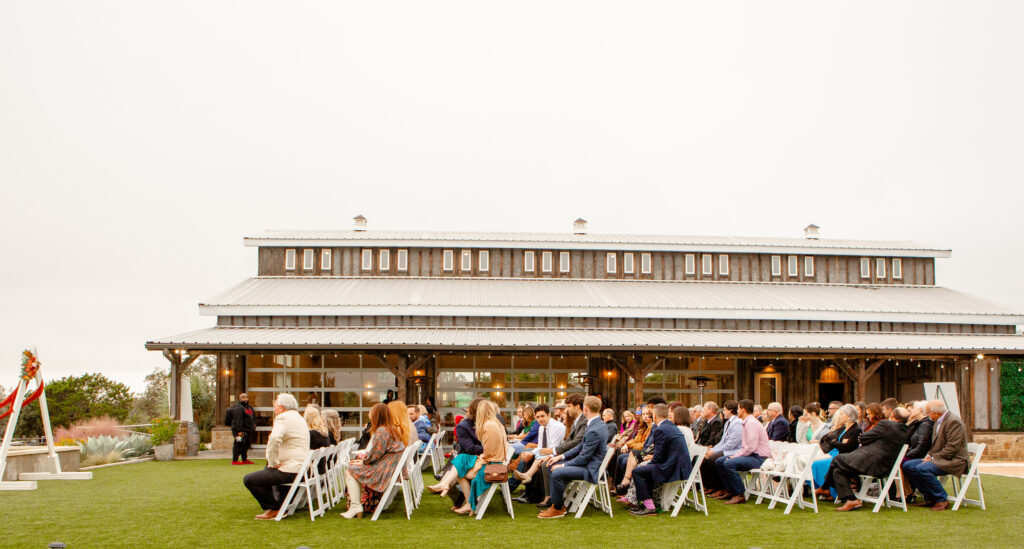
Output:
[{"xmin": 20, "ymin": 349, "xmax": 41, "ymax": 380}]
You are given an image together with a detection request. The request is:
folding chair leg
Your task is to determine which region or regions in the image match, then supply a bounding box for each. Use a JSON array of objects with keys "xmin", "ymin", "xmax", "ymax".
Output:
[{"xmin": 501, "ymin": 482, "xmax": 515, "ymax": 518}]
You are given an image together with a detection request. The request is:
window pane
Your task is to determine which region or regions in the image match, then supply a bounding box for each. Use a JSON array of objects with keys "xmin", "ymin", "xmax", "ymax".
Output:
[
  {"xmin": 397, "ymin": 249, "xmax": 408, "ymax": 271},
  {"xmin": 443, "ymin": 250, "xmax": 454, "ymax": 271},
  {"xmin": 771, "ymin": 255, "xmax": 781, "ymax": 276},
  {"xmin": 607, "ymin": 253, "xmax": 617, "ymax": 273},
  {"xmin": 640, "ymin": 253, "xmax": 651, "ymax": 274},
  {"xmin": 804, "ymin": 256, "xmax": 814, "ymax": 277},
  {"xmin": 303, "ymin": 249, "xmax": 314, "ymax": 270},
  {"xmin": 623, "ymin": 253, "xmax": 634, "ymax": 274},
  {"xmin": 719, "ymin": 254, "xmax": 729, "ymax": 275},
  {"xmin": 788, "ymin": 255, "xmax": 798, "ymax": 276},
  {"xmin": 362, "ymin": 249, "xmax": 373, "ymax": 270},
  {"xmin": 285, "ymin": 249, "xmax": 296, "ymax": 270},
  {"xmin": 685, "ymin": 254, "xmax": 695, "ymax": 274},
  {"xmin": 321, "ymin": 250, "xmax": 331, "ymax": 270},
  {"xmin": 560, "ymin": 251, "xmax": 570, "ymax": 272},
  {"xmin": 479, "ymin": 250, "xmax": 489, "ymax": 271},
  {"xmin": 379, "ymin": 249, "xmax": 390, "ymax": 270},
  {"xmin": 702, "ymin": 254, "xmax": 712, "ymax": 274},
  {"xmin": 524, "ymin": 251, "xmax": 535, "ymax": 272},
  {"xmin": 542, "ymin": 251, "xmax": 553, "ymax": 272}
]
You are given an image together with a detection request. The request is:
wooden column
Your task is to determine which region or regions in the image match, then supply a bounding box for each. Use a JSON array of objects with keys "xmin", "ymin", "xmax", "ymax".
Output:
[
  {"xmin": 836, "ymin": 358, "xmax": 886, "ymax": 403},
  {"xmin": 162, "ymin": 350, "xmax": 200, "ymax": 421},
  {"xmin": 610, "ymin": 354, "xmax": 665, "ymax": 408},
  {"xmin": 370, "ymin": 352, "xmax": 432, "ymax": 403}
]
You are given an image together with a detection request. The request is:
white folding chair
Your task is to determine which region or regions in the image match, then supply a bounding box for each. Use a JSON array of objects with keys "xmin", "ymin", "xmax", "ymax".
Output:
[
  {"xmin": 759, "ymin": 444, "xmax": 820, "ymax": 514},
  {"xmin": 276, "ymin": 449, "xmax": 328, "ymax": 521},
  {"xmin": 431, "ymin": 431, "xmax": 446, "ymax": 477},
  {"xmin": 942, "ymin": 442, "xmax": 986, "ymax": 511},
  {"xmin": 371, "ymin": 442, "xmax": 421, "ymax": 521},
  {"xmin": 745, "ymin": 441, "xmax": 795, "ymax": 503},
  {"xmin": 475, "ymin": 444, "xmax": 516, "ymax": 520},
  {"xmin": 564, "ymin": 445, "xmax": 615, "ymax": 518},
  {"xmin": 403, "ymin": 440, "xmax": 425, "ymax": 508},
  {"xmin": 410, "ymin": 433, "xmax": 441, "ymax": 507},
  {"xmin": 331, "ymin": 439, "xmax": 355, "ymax": 506},
  {"xmin": 661, "ymin": 443, "xmax": 709, "ymax": 517},
  {"xmin": 857, "ymin": 444, "xmax": 908, "ymax": 512}
]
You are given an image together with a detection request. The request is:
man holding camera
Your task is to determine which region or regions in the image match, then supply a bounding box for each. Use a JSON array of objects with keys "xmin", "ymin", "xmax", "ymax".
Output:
[{"xmin": 225, "ymin": 393, "xmax": 256, "ymax": 465}]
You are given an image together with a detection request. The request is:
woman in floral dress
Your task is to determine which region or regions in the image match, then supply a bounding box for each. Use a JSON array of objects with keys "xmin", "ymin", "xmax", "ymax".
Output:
[{"xmin": 340, "ymin": 403, "xmax": 406, "ymax": 518}]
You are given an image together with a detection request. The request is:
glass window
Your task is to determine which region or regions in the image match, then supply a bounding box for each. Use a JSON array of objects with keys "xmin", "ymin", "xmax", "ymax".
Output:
[
  {"xmin": 606, "ymin": 252, "xmax": 617, "ymax": 274},
  {"xmin": 379, "ymin": 249, "xmax": 390, "ymax": 271},
  {"xmin": 685, "ymin": 254, "xmax": 696, "ymax": 275},
  {"xmin": 559, "ymin": 251, "xmax": 570, "ymax": 273},
  {"xmin": 361, "ymin": 249, "xmax": 373, "ymax": 271},
  {"xmin": 461, "ymin": 250, "xmax": 472, "ymax": 272},
  {"xmin": 719, "ymin": 254, "xmax": 729, "ymax": 275},
  {"xmin": 397, "ymin": 249, "xmax": 408, "ymax": 271},
  {"xmin": 892, "ymin": 258, "xmax": 902, "ymax": 279},
  {"xmin": 303, "ymin": 249, "xmax": 314, "ymax": 270},
  {"xmin": 804, "ymin": 256, "xmax": 814, "ymax": 277},
  {"xmin": 640, "ymin": 253, "xmax": 652, "ymax": 274},
  {"xmin": 788, "ymin": 255, "xmax": 798, "ymax": 277},
  {"xmin": 542, "ymin": 251, "xmax": 553, "ymax": 273},
  {"xmin": 478, "ymin": 250, "xmax": 489, "ymax": 272},
  {"xmin": 771, "ymin": 255, "xmax": 781, "ymax": 276},
  {"xmin": 701, "ymin": 254, "xmax": 712, "ymax": 275},
  {"xmin": 320, "ymin": 249, "xmax": 331, "ymax": 270},
  {"xmin": 524, "ymin": 251, "xmax": 535, "ymax": 272},
  {"xmin": 285, "ymin": 249, "xmax": 296, "ymax": 270},
  {"xmin": 860, "ymin": 258, "xmax": 871, "ymax": 278},
  {"xmin": 876, "ymin": 258, "xmax": 886, "ymax": 278},
  {"xmin": 623, "ymin": 252, "xmax": 634, "ymax": 274},
  {"xmin": 443, "ymin": 250, "xmax": 454, "ymax": 271}
]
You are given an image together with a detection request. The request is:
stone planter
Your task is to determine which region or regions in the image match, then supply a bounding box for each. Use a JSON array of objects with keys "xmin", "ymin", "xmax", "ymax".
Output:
[{"xmin": 154, "ymin": 444, "xmax": 174, "ymax": 461}]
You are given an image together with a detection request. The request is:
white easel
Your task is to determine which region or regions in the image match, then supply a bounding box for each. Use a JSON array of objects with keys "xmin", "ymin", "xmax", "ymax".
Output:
[{"xmin": 0, "ymin": 350, "xmax": 92, "ymax": 490}]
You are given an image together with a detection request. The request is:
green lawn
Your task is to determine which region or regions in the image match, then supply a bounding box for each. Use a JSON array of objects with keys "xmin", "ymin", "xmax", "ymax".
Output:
[{"xmin": 5, "ymin": 460, "xmax": 1022, "ymax": 549}]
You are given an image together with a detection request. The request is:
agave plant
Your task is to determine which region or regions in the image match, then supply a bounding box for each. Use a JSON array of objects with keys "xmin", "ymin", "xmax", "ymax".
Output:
[
  {"xmin": 77, "ymin": 435, "xmax": 121, "ymax": 458},
  {"xmin": 82, "ymin": 450, "xmax": 125, "ymax": 467},
  {"xmin": 116, "ymin": 434, "xmax": 154, "ymax": 458}
]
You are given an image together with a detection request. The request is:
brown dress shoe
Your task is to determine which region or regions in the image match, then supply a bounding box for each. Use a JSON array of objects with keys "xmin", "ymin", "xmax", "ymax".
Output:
[
  {"xmin": 709, "ymin": 490, "xmax": 729, "ymax": 499},
  {"xmin": 930, "ymin": 500, "xmax": 949, "ymax": 511},
  {"xmin": 255, "ymin": 509, "xmax": 279, "ymax": 520},
  {"xmin": 835, "ymin": 500, "xmax": 863, "ymax": 512},
  {"xmin": 537, "ymin": 506, "xmax": 567, "ymax": 519},
  {"xmin": 723, "ymin": 495, "xmax": 746, "ymax": 505},
  {"xmin": 911, "ymin": 500, "xmax": 936, "ymax": 507}
]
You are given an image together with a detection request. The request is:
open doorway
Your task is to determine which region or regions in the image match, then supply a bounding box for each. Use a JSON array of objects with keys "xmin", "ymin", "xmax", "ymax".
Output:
[{"xmin": 818, "ymin": 382, "xmax": 845, "ymax": 405}]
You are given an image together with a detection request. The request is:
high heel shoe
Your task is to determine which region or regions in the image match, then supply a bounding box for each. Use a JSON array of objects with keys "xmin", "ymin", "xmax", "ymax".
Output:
[
  {"xmin": 340, "ymin": 504, "xmax": 364, "ymax": 519},
  {"xmin": 427, "ymin": 485, "xmax": 444, "ymax": 494},
  {"xmin": 513, "ymin": 470, "xmax": 533, "ymax": 484}
]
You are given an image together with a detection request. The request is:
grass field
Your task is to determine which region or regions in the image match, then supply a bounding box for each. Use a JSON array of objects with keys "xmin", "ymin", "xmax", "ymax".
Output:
[{"xmin": 4, "ymin": 460, "xmax": 1021, "ymax": 549}]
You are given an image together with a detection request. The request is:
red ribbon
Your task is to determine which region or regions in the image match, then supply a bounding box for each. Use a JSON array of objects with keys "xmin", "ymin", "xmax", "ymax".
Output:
[{"xmin": 0, "ymin": 381, "xmax": 44, "ymax": 421}]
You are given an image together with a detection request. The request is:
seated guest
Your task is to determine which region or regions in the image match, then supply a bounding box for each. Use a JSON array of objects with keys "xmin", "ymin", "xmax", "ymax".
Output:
[
  {"xmin": 386, "ymin": 400, "xmax": 416, "ymax": 447},
  {"xmin": 509, "ymin": 405, "xmax": 537, "ymax": 453},
  {"xmin": 701, "ymin": 400, "xmax": 741, "ymax": 497},
  {"xmin": 904, "ymin": 400, "xmax": 968, "ymax": 511},
  {"xmin": 340, "ymin": 403, "xmax": 407, "ymax": 518},
  {"xmin": 673, "ymin": 405, "xmax": 695, "ymax": 446},
  {"xmin": 691, "ymin": 404, "xmax": 706, "ymax": 434},
  {"xmin": 854, "ymin": 401, "xmax": 869, "ymax": 431},
  {"xmin": 513, "ymin": 406, "xmax": 525, "ymax": 435},
  {"xmin": 620, "ymin": 409, "xmax": 638, "ymax": 438},
  {"xmin": 764, "ymin": 402, "xmax": 789, "ymax": 441},
  {"xmin": 630, "ymin": 403, "xmax": 692, "ymax": 516},
  {"xmin": 534, "ymin": 394, "xmax": 586, "ymax": 508},
  {"xmin": 305, "ymin": 404, "xmax": 331, "ymax": 450},
  {"xmin": 696, "ymin": 401, "xmax": 723, "ymax": 447},
  {"xmin": 752, "ymin": 404, "xmax": 764, "ymax": 424},
  {"xmin": 323, "ymin": 409, "xmax": 342, "ymax": 445},
  {"xmin": 863, "ymin": 403, "xmax": 883, "ymax": 432},
  {"xmin": 713, "ymin": 399, "xmax": 771, "ymax": 505},
  {"xmin": 453, "ymin": 401, "xmax": 508, "ymax": 516},
  {"xmin": 881, "ymin": 398, "xmax": 899, "ymax": 420},
  {"xmin": 427, "ymin": 398, "xmax": 484, "ymax": 508},
  {"xmin": 796, "ymin": 403, "xmax": 829, "ymax": 443},
  {"xmin": 409, "ymin": 405, "xmax": 433, "ymax": 444},
  {"xmin": 786, "ymin": 405, "xmax": 803, "ymax": 443},
  {"xmin": 831, "ymin": 408, "xmax": 909, "ymax": 511},
  {"xmin": 900, "ymin": 400, "xmax": 935, "ymax": 500},
  {"xmin": 553, "ymin": 402, "xmax": 568, "ymax": 423},
  {"xmin": 611, "ymin": 407, "xmax": 653, "ymax": 490},
  {"xmin": 244, "ymin": 393, "xmax": 311, "ymax": 520},
  {"xmin": 602, "ymin": 408, "xmax": 617, "ymax": 443},
  {"xmin": 510, "ymin": 404, "xmax": 565, "ymax": 500},
  {"xmin": 538, "ymin": 396, "xmax": 608, "ymax": 519},
  {"xmin": 823, "ymin": 401, "xmax": 842, "ymax": 430},
  {"xmin": 812, "ymin": 404, "xmax": 861, "ymax": 500}
]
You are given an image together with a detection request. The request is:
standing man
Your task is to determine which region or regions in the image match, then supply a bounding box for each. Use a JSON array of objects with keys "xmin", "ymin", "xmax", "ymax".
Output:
[
  {"xmin": 764, "ymin": 402, "xmax": 790, "ymax": 441},
  {"xmin": 538, "ymin": 396, "xmax": 607, "ymax": 519},
  {"xmin": 242, "ymin": 393, "xmax": 310, "ymax": 520},
  {"xmin": 225, "ymin": 393, "xmax": 256, "ymax": 465}
]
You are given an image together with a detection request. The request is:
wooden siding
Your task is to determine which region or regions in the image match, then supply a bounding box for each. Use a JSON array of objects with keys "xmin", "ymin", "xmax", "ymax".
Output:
[{"xmin": 257, "ymin": 247, "xmax": 935, "ymax": 285}]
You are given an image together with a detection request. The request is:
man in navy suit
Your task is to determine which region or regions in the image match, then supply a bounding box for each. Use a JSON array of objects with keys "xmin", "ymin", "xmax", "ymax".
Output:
[
  {"xmin": 538, "ymin": 395, "xmax": 608, "ymax": 519},
  {"xmin": 629, "ymin": 403, "xmax": 692, "ymax": 516},
  {"xmin": 764, "ymin": 402, "xmax": 789, "ymax": 441}
]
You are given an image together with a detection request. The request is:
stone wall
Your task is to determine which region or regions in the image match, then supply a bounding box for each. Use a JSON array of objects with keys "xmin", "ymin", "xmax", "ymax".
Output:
[
  {"xmin": 3, "ymin": 447, "xmax": 82, "ymax": 481},
  {"xmin": 973, "ymin": 432, "xmax": 1024, "ymax": 461}
]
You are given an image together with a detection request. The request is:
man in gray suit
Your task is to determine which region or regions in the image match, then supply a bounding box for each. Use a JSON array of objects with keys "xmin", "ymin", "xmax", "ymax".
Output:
[
  {"xmin": 538, "ymin": 395, "xmax": 608, "ymax": 519},
  {"xmin": 903, "ymin": 400, "xmax": 969, "ymax": 511},
  {"xmin": 530, "ymin": 393, "xmax": 586, "ymax": 508}
]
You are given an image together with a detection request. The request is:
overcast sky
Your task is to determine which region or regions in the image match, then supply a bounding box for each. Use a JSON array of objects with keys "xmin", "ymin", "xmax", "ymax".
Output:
[{"xmin": 1, "ymin": 2, "xmax": 1022, "ymax": 391}]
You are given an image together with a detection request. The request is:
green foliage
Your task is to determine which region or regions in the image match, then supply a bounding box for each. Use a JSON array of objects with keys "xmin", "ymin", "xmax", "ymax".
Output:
[
  {"xmin": 1001, "ymin": 359, "xmax": 1024, "ymax": 431},
  {"xmin": 148, "ymin": 416, "xmax": 178, "ymax": 446},
  {"xmin": 81, "ymin": 450, "xmax": 124, "ymax": 467},
  {"xmin": 130, "ymin": 367, "xmax": 169, "ymax": 422},
  {"xmin": 131, "ymin": 355, "xmax": 217, "ymax": 441},
  {"xmin": 6, "ymin": 373, "xmax": 134, "ymax": 438},
  {"xmin": 77, "ymin": 434, "xmax": 152, "ymax": 460}
]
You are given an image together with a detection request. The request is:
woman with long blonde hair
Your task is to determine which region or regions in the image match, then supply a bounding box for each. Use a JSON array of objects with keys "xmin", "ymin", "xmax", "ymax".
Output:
[
  {"xmin": 322, "ymin": 409, "xmax": 343, "ymax": 445},
  {"xmin": 452, "ymin": 400, "xmax": 508, "ymax": 516},
  {"xmin": 387, "ymin": 399, "xmax": 415, "ymax": 446},
  {"xmin": 304, "ymin": 404, "xmax": 330, "ymax": 450}
]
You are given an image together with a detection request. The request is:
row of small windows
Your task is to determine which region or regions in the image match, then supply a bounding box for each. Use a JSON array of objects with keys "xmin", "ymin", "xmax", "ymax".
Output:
[{"xmin": 284, "ymin": 248, "xmax": 902, "ymax": 280}]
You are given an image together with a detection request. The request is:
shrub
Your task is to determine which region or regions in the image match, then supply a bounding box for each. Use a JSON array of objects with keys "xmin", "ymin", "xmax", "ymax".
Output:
[
  {"xmin": 149, "ymin": 416, "xmax": 178, "ymax": 446},
  {"xmin": 54, "ymin": 416, "xmax": 124, "ymax": 441},
  {"xmin": 1001, "ymin": 359, "xmax": 1024, "ymax": 431},
  {"xmin": 82, "ymin": 450, "xmax": 124, "ymax": 467}
]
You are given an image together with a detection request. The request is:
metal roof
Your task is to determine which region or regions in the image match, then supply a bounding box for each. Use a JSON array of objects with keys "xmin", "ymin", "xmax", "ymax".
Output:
[
  {"xmin": 199, "ymin": 277, "xmax": 1024, "ymax": 325},
  {"xmin": 243, "ymin": 230, "xmax": 951, "ymax": 258},
  {"xmin": 145, "ymin": 326, "xmax": 1024, "ymax": 353}
]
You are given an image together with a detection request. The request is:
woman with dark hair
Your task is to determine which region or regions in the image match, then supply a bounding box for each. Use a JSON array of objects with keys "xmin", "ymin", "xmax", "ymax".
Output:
[
  {"xmin": 786, "ymin": 405, "xmax": 803, "ymax": 443},
  {"xmin": 427, "ymin": 398, "xmax": 484, "ymax": 499},
  {"xmin": 797, "ymin": 403, "xmax": 829, "ymax": 442},
  {"xmin": 855, "ymin": 401, "xmax": 869, "ymax": 431},
  {"xmin": 863, "ymin": 403, "xmax": 884, "ymax": 432},
  {"xmin": 673, "ymin": 405, "xmax": 695, "ymax": 446},
  {"xmin": 340, "ymin": 403, "xmax": 407, "ymax": 519},
  {"xmin": 452, "ymin": 401, "xmax": 508, "ymax": 516}
]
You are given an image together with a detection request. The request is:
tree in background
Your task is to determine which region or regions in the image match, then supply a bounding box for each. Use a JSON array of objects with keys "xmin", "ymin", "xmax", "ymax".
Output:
[
  {"xmin": 129, "ymin": 367, "xmax": 170, "ymax": 423},
  {"xmin": 129, "ymin": 356, "xmax": 217, "ymax": 442},
  {"xmin": 2, "ymin": 373, "xmax": 133, "ymax": 437}
]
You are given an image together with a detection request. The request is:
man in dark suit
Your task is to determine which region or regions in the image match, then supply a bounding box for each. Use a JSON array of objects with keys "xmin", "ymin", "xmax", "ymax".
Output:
[
  {"xmin": 903, "ymin": 400, "xmax": 969, "ymax": 511},
  {"xmin": 764, "ymin": 402, "xmax": 790, "ymax": 442},
  {"xmin": 629, "ymin": 403, "xmax": 692, "ymax": 516},
  {"xmin": 832, "ymin": 408, "xmax": 909, "ymax": 511},
  {"xmin": 532, "ymin": 393, "xmax": 586, "ymax": 507},
  {"xmin": 696, "ymin": 402, "xmax": 723, "ymax": 446},
  {"xmin": 538, "ymin": 395, "xmax": 608, "ymax": 519}
]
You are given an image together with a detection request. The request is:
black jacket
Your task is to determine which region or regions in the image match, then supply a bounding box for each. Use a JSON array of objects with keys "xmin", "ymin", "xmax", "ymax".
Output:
[
  {"xmin": 835, "ymin": 420, "xmax": 908, "ymax": 478},
  {"xmin": 225, "ymin": 402, "xmax": 255, "ymax": 435},
  {"xmin": 309, "ymin": 430, "xmax": 331, "ymax": 450},
  {"xmin": 605, "ymin": 421, "xmax": 618, "ymax": 444},
  {"xmin": 696, "ymin": 415, "xmax": 723, "ymax": 447},
  {"xmin": 455, "ymin": 418, "xmax": 483, "ymax": 455},
  {"xmin": 904, "ymin": 417, "xmax": 934, "ymax": 460},
  {"xmin": 818, "ymin": 424, "xmax": 862, "ymax": 455}
]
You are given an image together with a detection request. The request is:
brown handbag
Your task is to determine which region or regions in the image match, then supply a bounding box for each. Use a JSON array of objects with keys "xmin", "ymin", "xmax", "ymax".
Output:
[{"xmin": 484, "ymin": 462, "xmax": 508, "ymax": 483}]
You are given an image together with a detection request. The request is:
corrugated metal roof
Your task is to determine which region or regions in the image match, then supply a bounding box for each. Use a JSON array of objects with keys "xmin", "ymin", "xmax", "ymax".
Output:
[
  {"xmin": 199, "ymin": 277, "xmax": 1024, "ymax": 325},
  {"xmin": 145, "ymin": 326, "xmax": 1024, "ymax": 353},
  {"xmin": 243, "ymin": 230, "xmax": 951, "ymax": 257}
]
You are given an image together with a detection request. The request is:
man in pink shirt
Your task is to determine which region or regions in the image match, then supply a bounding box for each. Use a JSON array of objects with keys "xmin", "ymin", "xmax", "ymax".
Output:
[{"xmin": 715, "ymin": 399, "xmax": 771, "ymax": 505}]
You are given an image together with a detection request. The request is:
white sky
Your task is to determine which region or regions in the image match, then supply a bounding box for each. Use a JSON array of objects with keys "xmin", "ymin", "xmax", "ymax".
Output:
[{"xmin": 1, "ymin": 2, "xmax": 1022, "ymax": 391}]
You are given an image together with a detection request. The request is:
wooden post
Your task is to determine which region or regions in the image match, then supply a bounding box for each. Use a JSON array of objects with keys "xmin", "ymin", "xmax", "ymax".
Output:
[
  {"xmin": 369, "ymin": 352, "xmax": 429, "ymax": 403},
  {"xmin": 836, "ymin": 358, "xmax": 886, "ymax": 402},
  {"xmin": 162, "ymin": 350, "xmax": 200, "ymax": 421},
  {"xmin": 609, "ymin": 354, "xmax": 665, "ymax": 408}
]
